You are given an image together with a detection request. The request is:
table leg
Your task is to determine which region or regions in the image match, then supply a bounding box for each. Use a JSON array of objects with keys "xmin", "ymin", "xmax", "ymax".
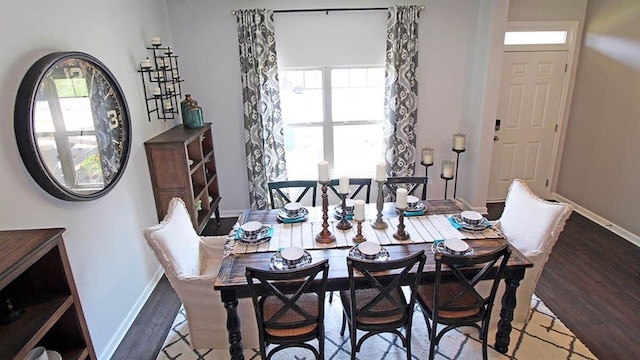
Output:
[
  {"xmin": 222, "ymin": 290, "xmax": 244, "ymax": 360},
  {"xmin": 494, "ymin": 276, "xmax": 522, "ymax": 353}
]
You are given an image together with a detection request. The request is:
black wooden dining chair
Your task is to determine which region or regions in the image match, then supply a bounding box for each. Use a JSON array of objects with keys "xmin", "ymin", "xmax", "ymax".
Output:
[
  {"xmin": 340, "ymin": 251, "xmax": 426, "ymax": 360},
  {"xmin": 268, "ymin": 180, "xmax": 317, "ymax": 209},
  {"xmin": 416, "ymin": 245, "xmax": 511, "ymax": 360},
  {"xmin": 327, "ymin": 177, "xmax": 372, "ymax": 203},
  {"xmin": 384, "ymin": 176, "xmax": 429, "ymax": 200},
  {"xmin": 245, "ymin": 259, "xmax": 329, "ymax": 360}
]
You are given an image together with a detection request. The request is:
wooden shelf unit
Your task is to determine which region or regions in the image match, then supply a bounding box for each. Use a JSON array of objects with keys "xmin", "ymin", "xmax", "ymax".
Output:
[
  {"xmin": 0, "ymin": 228, "xmax": 96, "ymax": 360},
  {"xmin": 144, "ymin": 123, "xmax": 221, "ymax": 233}
]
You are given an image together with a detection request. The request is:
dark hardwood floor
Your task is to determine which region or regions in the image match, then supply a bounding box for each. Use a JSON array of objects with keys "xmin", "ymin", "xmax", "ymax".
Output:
[{"xmin": 112, "ymin": 206, "xmax": 640, "ymax": 360}]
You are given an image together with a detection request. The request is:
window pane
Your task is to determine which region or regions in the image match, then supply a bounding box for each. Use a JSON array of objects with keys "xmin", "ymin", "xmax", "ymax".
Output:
[
  {"xmin": 367, "ymin": 68, "xmax": 385, "ymax": 87},
  {"xmin": 284, "ymin": 126, "xmax": 323, "ymax": 179},
  {"xmin": 280, "ymin": 70, "xmax": 323, "ymax": 125},
  {"xmin": 349, "ymin": 68, "xmax": 367, "ymax": 87},
  {"xmin": 332, "ymin": 87, "xmax": 384, "ymax": 122},
  {"xmin": 504, "ymin": 31, "xmax": 567, "ymax": 45},
  {"xmin": 332, "ymin": 69, "xmax": 349, "ymax": 88},
  {"xmin": 333, "ymin": 124, "xmax": 383, "ymax": 177},
  {"xmin": 304, "ymin": 70, "xmax": 322, "ymax": 88},
  {"xmin": 280, "ymin": 70, "xmax": 304, "ymax": 91}
]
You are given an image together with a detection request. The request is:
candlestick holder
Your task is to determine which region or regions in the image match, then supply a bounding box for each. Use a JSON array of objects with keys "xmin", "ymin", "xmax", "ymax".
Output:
[
  {"xmin": 371, "ymin": 180, "xmax": 388, "ymax": 230},
  {"xmin": 316, "ymin": 181, "xmax": 336, "ymax": 244},
  {"xmin": 336, "ymin": 192, "xmax": 352, "ymax": 230},
  {"xmin": 420, "ymin": 161, "xmax": 433, "ymax": 200},
  {"xmin": 452, "ymin": 149, "xmax": 466, "ymax": 198},
  {"xmin": 393, "ymin": 207, "xmax": 410, "ymax": 240},
  {"xmin": 441, "ymin": 174, "xmax": 453, "ymax": 199},
  {"xmin": 352, "ymin": 219, "xmax": 366, "ymax": 243}
]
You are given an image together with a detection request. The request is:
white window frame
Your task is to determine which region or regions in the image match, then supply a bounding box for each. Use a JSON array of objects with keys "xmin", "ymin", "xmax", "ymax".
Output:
[{"xmin": 504, "ymin": 21, "xmax": 578, "ymax": 52}]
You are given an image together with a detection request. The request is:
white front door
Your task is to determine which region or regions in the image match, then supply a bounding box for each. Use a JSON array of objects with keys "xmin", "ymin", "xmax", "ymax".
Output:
[{"xmin": 488, "ymin": 51, "xmax": 568, "ymax": 201}]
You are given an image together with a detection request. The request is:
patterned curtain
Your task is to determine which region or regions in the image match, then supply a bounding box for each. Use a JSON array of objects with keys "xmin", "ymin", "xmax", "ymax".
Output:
[
  {"xmin": 236, "ymin": 9, "xmax": 288, "ymax": 210},
  {"xmin": 383, "ymin": 5, "xmax": 420, "ymax": 178}
]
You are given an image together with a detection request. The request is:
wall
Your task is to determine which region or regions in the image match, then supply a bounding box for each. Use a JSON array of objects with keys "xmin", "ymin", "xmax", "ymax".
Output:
[
  {"xmin": 556, "ymin": 0, "xmax": 640, "ymax": 237},
  {"xmin": 0, "ymin": 0, "xmax": 177, "ymax": 358},
  {"xmin": 166, "ymin": 0, "xmax": 508, "ymax": 213}
]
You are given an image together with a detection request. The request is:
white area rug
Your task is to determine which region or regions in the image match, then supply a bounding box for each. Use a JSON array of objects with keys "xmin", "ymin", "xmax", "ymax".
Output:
[{"xmin": 157, "ymin": 295, "xmax": 596, "ymax": 360}]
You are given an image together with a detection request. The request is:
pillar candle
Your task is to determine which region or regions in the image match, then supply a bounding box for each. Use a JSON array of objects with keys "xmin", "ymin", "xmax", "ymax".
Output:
[
  {"xmin": 318, "ymin": 161, "xmax": 329, "ymax": 182},
  {"xmin": 354, "ymin": 200, "xmax": 365, "ymax": 221},
  {"xmin": 164, "ymin": 100, "xmax": 173, "ymax": 110},
  {"xmin": 339, "ymin": 176, "xmax": 349, "ymax": 194},
  {"xmin": 421, "ymin": 147, "xmax": 434, "ymax": 165},
  {"xmin": 396, "ymin": 188, "xmax": 408, "ymax": 208},
  {"xmin": 172, "ymin": 69, "xmax": 179, "ymax": 78},
  {"xmin": 140, "ymin": 58, "xmax": 151, "ymax": 69},
  {"xmin": 442, "ymin": 160, "xmax": 455, "ymax": 178},
  {"xmin": 375, "ymin": 162, "xmax": 386, "ymax": 181},
  {"xmin": 166, "ymin": 83, "xmax": 174, "ymax": 93},
  {"xmin": 453, "ymin": 133, "xmax": 466, "ymax": 151},
  {"xmin": 152, "ymin": 87, "xmax": 161, "ymax": 96},
  {"xmin": 151, "ymin": 37, "xmax": 161, "ymax": 46}
]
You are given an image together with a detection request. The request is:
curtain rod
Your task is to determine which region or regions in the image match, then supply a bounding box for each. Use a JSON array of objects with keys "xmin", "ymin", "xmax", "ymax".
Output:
[{"xmin": 230, "ymin": 6, "xmax": 424, "ymax": 16}]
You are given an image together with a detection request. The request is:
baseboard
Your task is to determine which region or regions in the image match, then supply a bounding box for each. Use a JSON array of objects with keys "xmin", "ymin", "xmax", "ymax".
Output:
[
  {"xmin": 98, "ymin": 267, "xmax": 165, "ymax": 360},
  {"xmin": 219, "ymin": 209, "xmax": 243, "ymax": 219},
  {"xmin": 550, "ymin": 193, "xmax": 640, "ymax": 248}
]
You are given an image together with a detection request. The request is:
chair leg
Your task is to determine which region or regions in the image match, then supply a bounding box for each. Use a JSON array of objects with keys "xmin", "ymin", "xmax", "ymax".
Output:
[
  {"xmin": 350, "ymin": 324, "xmax": 357, "ymax": 360},
  {"xmin": 406, "ymin": 326, "xmax": 412, "ymax": 360},
  {"xmin": 329, "ymin": 291, "xmax": 334, "ymax": 303},
  {"xmin": 340, "ymin": 312, "xmax": 347, "ymax": 336},
  {"xmin": 319, "ymin": 331, "xmax": 325, "ymax": 360}
]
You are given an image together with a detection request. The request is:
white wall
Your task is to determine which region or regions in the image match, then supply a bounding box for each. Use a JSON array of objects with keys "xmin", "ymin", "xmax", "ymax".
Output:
[
  {"xmin": 0, "ymin": 1, "xmax": 177, "ymax": 358},
  {"xmin": 167, "ymin": 0, "xmax": 508, "ymax": 213}
]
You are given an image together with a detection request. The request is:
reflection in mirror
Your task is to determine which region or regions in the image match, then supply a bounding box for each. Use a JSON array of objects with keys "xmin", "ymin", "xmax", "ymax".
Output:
[{"xmin": 15, "ymin": 52, "xmax": 131, "ymax": 201}]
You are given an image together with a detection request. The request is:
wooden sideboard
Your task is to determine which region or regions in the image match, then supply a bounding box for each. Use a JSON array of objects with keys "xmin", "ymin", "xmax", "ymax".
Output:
[{"xmin": 0, "ymin": 228, "xmax": 96, "ymax": 360}]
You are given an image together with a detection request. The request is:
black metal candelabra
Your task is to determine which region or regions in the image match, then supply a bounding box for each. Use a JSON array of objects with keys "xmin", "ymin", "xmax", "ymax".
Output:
[
  {"xmin": 420, "ymin": 161, "xmax": 433, "ymax": 200},
  {"xmin": 452, "ymin": 149, "xmax": 465, "ymax": 198}
]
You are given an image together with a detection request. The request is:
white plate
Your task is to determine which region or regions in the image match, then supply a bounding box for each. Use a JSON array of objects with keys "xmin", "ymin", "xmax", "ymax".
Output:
[
  {"xmin": 395, "ymin": 202, "xmax": 426, "ymax": 212},
  {"xmin": 277, "ymin": 207, "xmax": 309, "ymax": 220},
  {"xmin": 281, "ymin": 246, "xmax": 304, "ymax": 261},
  {"xmin": 444, "ymin": 238, "xmax": 469, "ymax": 253},
  {"xmin": 358, "ymin": 241, "xmax": 381, "ymax": 256}
]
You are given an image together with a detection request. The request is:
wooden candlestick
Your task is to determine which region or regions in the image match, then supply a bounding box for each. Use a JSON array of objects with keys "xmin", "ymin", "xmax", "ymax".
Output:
[
  {"xmin": 371, "ymin": 180, "xmax": 388, "ymax": 229},
  {"xmin": 353, "ymin": 220, "xmax": 365, "ymax": 243},
  {"xmin": 336, "ymin": 192, "xmax": 352, "ymax": 230},
  {"xmin": 316, "ymin": 181, "xmax": 336, "ymax": 244},
  {"xmin": 393, "ymin": 207, "xmax": 410, "ymax": 241}
]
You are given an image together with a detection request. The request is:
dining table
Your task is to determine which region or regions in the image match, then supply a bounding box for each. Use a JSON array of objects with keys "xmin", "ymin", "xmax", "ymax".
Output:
[{"xmin": 214, "ymin": 199, "xmax": 533, "ymax": 360}]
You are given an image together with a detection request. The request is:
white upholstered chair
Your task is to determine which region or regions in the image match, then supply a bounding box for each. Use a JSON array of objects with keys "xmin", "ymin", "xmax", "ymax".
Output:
[
  {"xmin": 143, "ymin": 197, "xmax": 258, "ymax": 350},
  {"xmin": 492, "ymin": 179, "xmax": 573, "ymax": 324}
]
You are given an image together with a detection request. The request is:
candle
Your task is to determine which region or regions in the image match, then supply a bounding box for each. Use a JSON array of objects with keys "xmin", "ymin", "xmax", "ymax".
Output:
[
  {"xmin": 354, "ymin": 200, "xmax": 365, "ymax": 221},
  {"xmin": 166, "ymin": 83, "xmax": 174, "ymax": 93},
  {"xmin": 339, "ymin": 176, "xmax": 349, "ymax": 194},
  {"xmin": 164, "ymin": 100, "xmax": 173, "ymax": 110},
  {"xmin": 172, "ymin": 69, "xmax": 179, "ymax": 79},
  {"xmin": 453, "ymin": 133, "xmax": 466, "ymax": 151},
  {"xmin": 421, "ymin": 147, "xmax": 434, "ymax": 165},
  {"xmin": 318, "ymin": 161, "xmax": 329, "ymax": 182},
  {"xmin": 396, "ymin": 188, "xmax": 408, "ymax": 208},
  {"xmin": 442, "ymin": 160, "xmax": 455, "ymax": 178},
  {"xmin": 152, "ymin": 87, "xmax": 161, "ymax": 96},
  {"xmin": 164, "ymin": 58, "xmax": 172, "ymax": 68},
  {"xmin": 152, "ymin": 71, "xmax": 163, "ymax": 80},
  {"xmin": 140, "ymin": 58, "xmax": 151, "ymax": 69},
  {"xmin": 151, "ymin": 36, "xmax": 161, "ymax": 46},
  {"xmin": 375, "ymin": 162, "xmax": 386, "ymax": 182}
]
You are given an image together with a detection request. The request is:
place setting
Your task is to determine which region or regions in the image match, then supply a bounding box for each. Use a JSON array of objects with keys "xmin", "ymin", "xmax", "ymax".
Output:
[
  {"xmin": 277, "ymin": 202, "xmax": 309, "ymax": 223},
  {"xmin": 395, "ymin": 194, "xmax": 426, "ymax": 216},
  {"xmin": 334, "ymin": 198, "xmax": 355, "ymax": 220},
  {"xmin": 234, "ymin": 221, "xmax": 273, "ymax": 245},
  {"xmin": 432, "ymin": 237, "xmax": 475, "ymax": 256},
  {"xmin": 449, "ymin": 210, "xmax": 492, "ymax": 231},
  {"xmin": 348, "ymin": 241, "xmax": 390, "ymax": 262},
  {"xmin": 270, "ymin": 246, "xmax": 313, "ymax": 270}
]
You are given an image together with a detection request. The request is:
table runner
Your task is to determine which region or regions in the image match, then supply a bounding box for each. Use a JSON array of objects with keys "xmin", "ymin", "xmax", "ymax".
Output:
[{"xmin": 232, "ymin": 214, "xmax": 504, "ymax": 254}]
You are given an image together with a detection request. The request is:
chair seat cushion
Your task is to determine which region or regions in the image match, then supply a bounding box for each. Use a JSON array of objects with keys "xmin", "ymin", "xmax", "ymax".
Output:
[
  {"xmin": 340, "ymin": 287, "xmax": 407, "ymax": 325},
  {"xmin": 418, "ymin": 283, "xmax": 481, "ymax": 319},
  {"xmin": 262, "ymin": 293, "xmax": 319, "ymax": 338}
]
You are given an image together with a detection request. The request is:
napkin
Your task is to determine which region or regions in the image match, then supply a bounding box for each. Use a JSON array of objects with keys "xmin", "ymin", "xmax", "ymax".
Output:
[
  {"xmin": 404, "ymin": 208, "xmax": 426, "ymax": 217},
  {"xmin": 281, "ymin": 216, "xmax": 305, "ymax": 224},
  {"xmin": 448, "ymin": 216, "xmax": 463, "ymax": 229}
]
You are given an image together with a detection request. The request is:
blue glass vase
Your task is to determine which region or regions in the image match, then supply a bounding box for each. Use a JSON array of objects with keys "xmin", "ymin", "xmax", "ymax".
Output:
[{"xmin": 180, "ymin": 94, "xmax": 204, "ymax": 129}]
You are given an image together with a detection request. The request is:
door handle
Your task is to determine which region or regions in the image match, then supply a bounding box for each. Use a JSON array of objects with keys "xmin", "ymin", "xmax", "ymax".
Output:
[{"xmin": 494, "ymin": 135, "xmax": 500, "ymax": 141}]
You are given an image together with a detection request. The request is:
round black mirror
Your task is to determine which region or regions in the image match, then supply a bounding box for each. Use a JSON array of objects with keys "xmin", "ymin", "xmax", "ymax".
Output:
[{"xmin": 14, "ymin": 51, "xmax": 131, "ymax": 201}]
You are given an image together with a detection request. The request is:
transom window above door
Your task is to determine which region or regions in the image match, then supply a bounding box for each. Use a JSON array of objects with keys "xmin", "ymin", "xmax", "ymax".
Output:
[{"xmin": 279, "ymin": 67, "xmax": 385, "ymax": 179}]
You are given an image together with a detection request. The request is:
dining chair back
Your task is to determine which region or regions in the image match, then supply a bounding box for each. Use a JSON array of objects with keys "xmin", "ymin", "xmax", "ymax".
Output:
[
  {"xmin": 245, "ymin": 259, "xmax": 330, "ymax": 360},
  {"xmin": 417, "ymin": 245, "xmax": 511, "ymax": 360},
  {"xmin": 384, "ymin": 176, "xmax": 429, "ymax": 200},
  {"xmin": 491, "ymin": 179, "xmax": 573, "ymax": 325},
  {"xmin": 340, "ymin": 250, "xmax": 426, "ymax": 360},
  {"xmin": 328, "ymin": 177, "xmax": 372, "ymax": 203},
  {"xmin": 268, "ymin": 180, "xmax": 317, "ymax": 209}
]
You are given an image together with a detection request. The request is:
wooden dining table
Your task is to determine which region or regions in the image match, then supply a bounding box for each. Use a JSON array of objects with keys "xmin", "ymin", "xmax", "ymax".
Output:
[{"xmin": 214, "ymin": 199, "xmax": 533, "ymax": 360}]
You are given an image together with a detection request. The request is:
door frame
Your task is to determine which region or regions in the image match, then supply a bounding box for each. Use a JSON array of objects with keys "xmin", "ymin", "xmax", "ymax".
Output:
[{"xmin": 490, "ymin": 21, "xmax": 582, "ymax": 200}]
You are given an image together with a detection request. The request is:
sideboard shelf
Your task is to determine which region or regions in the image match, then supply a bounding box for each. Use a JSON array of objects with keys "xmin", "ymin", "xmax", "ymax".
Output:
[{"xmin": 0, "ymin": 228, "xmax": 96, "ymax": 360}]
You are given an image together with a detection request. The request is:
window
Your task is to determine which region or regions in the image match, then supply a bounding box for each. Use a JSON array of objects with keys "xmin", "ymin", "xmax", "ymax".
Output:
[
  {"xmin": 504, "ymin": 31, "xmax": 568, "ymax": 45},
  {"xmin": 279, "ymin": 67, "xmax": 385, "ymax": 179}
]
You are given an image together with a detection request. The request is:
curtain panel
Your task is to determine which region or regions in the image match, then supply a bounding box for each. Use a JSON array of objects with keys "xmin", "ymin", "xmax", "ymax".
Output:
[
  {"xmin": 383, "ymin": 5, "xmax": 420, "ymax": 178},
  {"xmin": 236, "ymin": 9, "xmax": 288, "ymax": 210}
]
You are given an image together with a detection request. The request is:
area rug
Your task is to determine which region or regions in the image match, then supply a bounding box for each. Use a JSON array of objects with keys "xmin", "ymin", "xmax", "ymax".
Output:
[{"xmin": 157, "ymin": 294, "xmax": 596, "ymax": 360}]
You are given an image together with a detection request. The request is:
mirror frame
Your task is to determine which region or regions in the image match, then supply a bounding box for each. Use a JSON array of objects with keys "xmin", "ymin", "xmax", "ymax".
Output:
[{"xmin": 14, "ymin": 51, "xmax": 132, "ymax": 201}]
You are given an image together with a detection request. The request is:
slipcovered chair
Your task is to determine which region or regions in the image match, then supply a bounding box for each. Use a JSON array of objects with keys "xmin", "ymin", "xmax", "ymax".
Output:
[
  {"xmin": 143, "ymin": 197, "xmax": 259, "ymax": 349},
  {"xmin": 492, "ymin": 179, "xmax": 573, "ymax": 325}
]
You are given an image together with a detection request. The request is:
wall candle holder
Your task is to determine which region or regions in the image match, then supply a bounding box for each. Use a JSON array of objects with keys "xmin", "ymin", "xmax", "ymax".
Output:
[
  {"xmin": 452, "ymin": 149, "xmax": 466, "ymax": 198},
  {"xmin": 316, "ymin": 181, "xmax": 336, "ymax": 244},
  {"xmin": 371, "ymin": 180, "xmax": 387, "ymax": 229},
  {"xmin": 420, "ymin": 161, "xmax": 433, "ymax": 200},
  {"xmin": 352, "ymin": 219, "xmax": 365, "ymax": 243},
  {"xmin": 336, "ymin": 192, "xmax": 352, "ymax": 230},
  {"xmin": 137, "ymin": 40, "xmax": 184, "ymax": 122},
  {"xmin": 393, "ymin": 207, "xmax": 410, "ymax": 240}
]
